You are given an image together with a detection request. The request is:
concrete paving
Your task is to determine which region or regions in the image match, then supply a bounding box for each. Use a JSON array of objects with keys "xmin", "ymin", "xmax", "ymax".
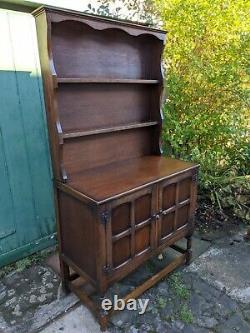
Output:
[
  {"xmin": 0, "ymin": 265, "xmax": 79, "ymax": 333},
  {"xmin": 39, "ymin": 305, "xmax": 106, "ymax": 333},
  {"xmin": 1, "ymin": 228, "xmax": 249, "ymax": 333},
  {"xmin": 186, "ymin": 230, "xmax": 250, "ymax": 304}
]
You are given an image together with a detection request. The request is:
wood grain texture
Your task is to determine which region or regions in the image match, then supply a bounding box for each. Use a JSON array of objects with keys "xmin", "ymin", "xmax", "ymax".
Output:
[
  {"xmin": 33, "ymin": 5, "xmax": 166, "ymax": 40},
  {"xmin": 63, "ymin": 128, "xmax": 153, "ymax": 176},
  {"xmin": 58, "ymin": 191, "xmax": 97, "ymax": 280},
  {"xmin": 33, "ymin": 6, "xmax": 199, "ymax": 331},
  {"xmin": 62, "ymin": 122, "xmax": 158, "ymax": 139},
  {"xmin": 51, "ymin": 20, "xmax": 162, "ymax": 79},
  {"xmin": 69, "ymin": 156, "xmax": 197, "ymax": 202},
  {"xmin": 57, "ymin": 78, "xmax": 159, "ymax": 84},
  {"xmin": 56, "ymin": 83, "xmax": 159, "ymax": 132}
]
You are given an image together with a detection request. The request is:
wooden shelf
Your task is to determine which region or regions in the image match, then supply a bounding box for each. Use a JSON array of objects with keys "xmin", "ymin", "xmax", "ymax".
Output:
[
  {"xmin": 57, "ymin": 78, "xmax": 159, "ymax": 84},
  {"xmin": 63, "ymin": 121, "xmax": 158, "ymax": 139}
]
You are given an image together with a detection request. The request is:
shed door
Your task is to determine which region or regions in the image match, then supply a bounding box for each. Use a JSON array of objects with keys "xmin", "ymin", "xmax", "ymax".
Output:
[{"xmin": 0, "ymin": 9, "xmax": 55, "ymax": 264}]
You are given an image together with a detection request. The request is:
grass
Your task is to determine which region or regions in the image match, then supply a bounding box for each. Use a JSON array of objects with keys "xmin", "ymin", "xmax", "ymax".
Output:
[
  {"xmin": 157, "ymin": 296, "xmax": 167, "ymax": 309},
  {"xmin": 179, "ymin": 304, "xmax": 194, "ymax": 324},
  {"xmin": 169, "ymin": 272, "xmax": 190, "ymax": 300},
  {"xmin": 168, "ymin": 272, "xmax": 194, "ymax": 324}
]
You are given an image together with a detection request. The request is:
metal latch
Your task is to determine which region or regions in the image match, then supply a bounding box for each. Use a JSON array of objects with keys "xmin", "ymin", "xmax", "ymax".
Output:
[
  {"xmin": 100, "ymin": 211, "xmax": 110, "ymax": 225},
  {"xmin": 103, "ymin": 265, "xmax": 112, "ymax": 274}
]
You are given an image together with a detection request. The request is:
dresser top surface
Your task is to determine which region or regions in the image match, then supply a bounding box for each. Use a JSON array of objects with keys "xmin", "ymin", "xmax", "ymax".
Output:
[{"xmin": 67, "ymin": 155, "xmax": 199, "ymax": 203}]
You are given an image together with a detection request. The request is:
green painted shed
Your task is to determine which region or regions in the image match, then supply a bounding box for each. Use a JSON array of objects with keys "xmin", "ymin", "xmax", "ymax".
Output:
[
  {"xmin": 0, "ymin": 7, "xmax": 56, "ymax": 267},
  {"xmin": 0, "ymin": 0, "xmax": 99, "ymax": 267}
]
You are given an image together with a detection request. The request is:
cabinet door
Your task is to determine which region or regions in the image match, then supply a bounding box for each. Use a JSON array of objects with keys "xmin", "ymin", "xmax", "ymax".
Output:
[
  {"xmin": 157, "ymin": 171, "xmax": 197, "ymax": 245},
  {"xmin": 105, "ymin": 186, "xmax": 157, "ymax": 277}
]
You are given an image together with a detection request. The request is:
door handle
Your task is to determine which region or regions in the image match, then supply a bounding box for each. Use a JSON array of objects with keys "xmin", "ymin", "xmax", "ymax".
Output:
[{"xmin": 151, "ymin": 213, "xmax": 160, "ymax": 221}]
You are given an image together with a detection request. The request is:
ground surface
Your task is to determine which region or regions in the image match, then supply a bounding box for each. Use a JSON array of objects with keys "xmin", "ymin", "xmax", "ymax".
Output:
[{"xmin": 0, "ymin": 225, "xmax": 249, "ymax": 333}]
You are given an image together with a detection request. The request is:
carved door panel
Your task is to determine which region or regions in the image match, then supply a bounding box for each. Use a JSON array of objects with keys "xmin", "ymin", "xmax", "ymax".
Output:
[
  {"xmin": 157, "ymin": 171, "xmax": 197, "ymax": 245},
  {"xmin": 105, "ymin": 186, "xmax": 157, "ymax": 274}
]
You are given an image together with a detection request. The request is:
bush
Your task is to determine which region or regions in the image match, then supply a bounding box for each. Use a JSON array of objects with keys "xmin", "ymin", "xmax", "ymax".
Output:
[
  {"xmin": 91, "ymin": 0, "xmax": 250, "ymax": 223},
  {"xmin": 152, "ymin": 0, "xmax": 250, "ymax": 222}
]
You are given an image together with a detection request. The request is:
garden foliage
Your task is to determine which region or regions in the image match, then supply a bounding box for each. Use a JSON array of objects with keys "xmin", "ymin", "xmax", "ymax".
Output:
[
  {"xmin": 152, "ymin": 0, "xmax": 250, "ymax": 221},
  {"xmin": 91, "ymin": 0, "xmax": 250, "ymax": 222}
]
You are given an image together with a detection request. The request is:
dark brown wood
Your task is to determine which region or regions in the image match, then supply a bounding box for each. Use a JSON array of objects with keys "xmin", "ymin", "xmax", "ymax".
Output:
[
  {"xmin": 107, "ymin": 223, "xmax": 193, "ymax": 285},
  {"xmin": 62, "ymin": 121, "xmax": 158, "ymax": 139},
  {"xmin": 56, "ymin": 84, "xmax": 160, "ymax": 133},
  {"xmin": 60, "ymin": 258, "xmax": 70, "ymax": 293},
  {"xmin": 57, "ymin": 78, "xmax": 159, "ymax": 84},
  {"xmin": 67, "ymin": 250, "xmax": 187, "ymax": 331},
  {"xmin": 69, "ymin": 156, "xmax": 197, "ymax": 203},
  {"xmin": 118, "ymin": 253, "xmax": 186, "ymax": 303},
  {"xmin": 186, "ymin": 236, "xmax": 192, "ymax": 265},
  {"xmin": 33, "ymin": 6, "xmax": 199, "ymax": 331}
]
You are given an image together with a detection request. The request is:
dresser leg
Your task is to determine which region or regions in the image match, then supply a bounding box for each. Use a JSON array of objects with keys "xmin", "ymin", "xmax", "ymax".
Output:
[
  {"xmin": 99, "ymin": 312, "xmax": 108, "ymax": 332},
  {"xmin": 60, "ymin": 258, "xmax": 70, "ymax": 294},
  {"xmin": 186, "ymin": 236, "xmax": 192, "ymax": 265},
  {"xmin": 99, "ymin": 295, "xmax": 108, "ymax": 331}
]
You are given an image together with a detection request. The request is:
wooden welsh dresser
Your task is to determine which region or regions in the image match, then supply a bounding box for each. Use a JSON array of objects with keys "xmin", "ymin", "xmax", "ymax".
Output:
[{"xmin": 33, "ymin": 6, "xmax": 199, "ymax": 330}]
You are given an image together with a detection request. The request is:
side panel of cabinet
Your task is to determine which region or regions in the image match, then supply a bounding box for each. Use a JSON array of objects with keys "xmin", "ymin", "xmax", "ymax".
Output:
[
  {"xmin": 57, "ymin": 190, "xmax": 97, "ymax": 282},
  {"xmin": 105, "ymin": 186, "xmax": 157, "ymax": 283},
  {"xmin": 157, "ymin": 170, "xmax": 197, "ymax": 245}
]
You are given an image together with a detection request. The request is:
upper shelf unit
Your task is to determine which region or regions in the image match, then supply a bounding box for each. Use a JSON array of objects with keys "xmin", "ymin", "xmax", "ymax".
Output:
[{"xmin": 33, "ymin": 6, "xmax": 166, "ymax": 180}]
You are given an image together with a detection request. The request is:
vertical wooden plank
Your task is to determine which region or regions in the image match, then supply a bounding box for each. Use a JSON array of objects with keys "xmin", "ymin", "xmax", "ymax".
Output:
[
  {"xmin": 97, "ymin": 204, "xmax": 109, "ymax": 294},
  {"xmin": 174, "ymin": 182, "xmax": 179, "ymax": 231},
  {"xmin": 0, "ymin": 9, "xmax": 35, "ymax": 251},
  {"xmin": 151, "ymin": 184, "xmax": 158, "ymax": 249},
  {"xmin": 8, "ymin": 11, "xmax": 55, "ymax": 238},
  {"xmin": 0, "ymin": 9, "xmax": 56, "ymax": 261},
  {"xmin": 0, "ymin": 128, "xmax": 16, "ymax": 240},
  {"xmin": 130, "ymin": 201, "xmax": 135, "ymax": 258},
  {"xmin": 0, "ymin": 12, "xmax": 18, "ymax": 256},
  {"xmin": 156, "ymin": 183, "xmax": 162, "ymax": 246},
  {"xmin": 105, "ymin": 204, "xmax": 112, "ymax": 271},
  {"xmin": 189, "ymin": 172, "xmax": 198, "ymax": 231}
]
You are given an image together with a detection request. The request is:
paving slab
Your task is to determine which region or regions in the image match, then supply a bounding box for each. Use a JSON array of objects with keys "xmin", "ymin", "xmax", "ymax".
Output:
[
  {"xmin": 39, "ymin": 305, "xmax": 105, "ymax": 333},
  {"xmin": 0, "ymin": 236, "xmax": 210, "ymax": 333},
  {"xmin": 216, "ymin": 312, "xmax": 250, "ymax": 333},
  {"xmin": 186, "ymin": 237, "xmax": 250, "ymax": 304},
  {"xmin": 0, "ymin": 265, "xmax": 78, "ymax": 333},
  {"xmin": 176, "ymin": 234, "xmax": 211, "ymax": 260},
  {"xmin": 2, "ymin": 230, "xmax": 250, "ymax": 333}
]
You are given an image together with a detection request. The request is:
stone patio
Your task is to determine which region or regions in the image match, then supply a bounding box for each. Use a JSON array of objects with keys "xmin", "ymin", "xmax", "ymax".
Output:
[{"xmin": 0, "ymin": 226, "xmax": 249, "ymax": 333}]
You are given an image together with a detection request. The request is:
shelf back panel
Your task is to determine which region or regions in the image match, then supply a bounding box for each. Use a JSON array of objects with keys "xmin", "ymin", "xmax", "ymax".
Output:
[
  {"xmin": 57, "ymin": 84, "xmax": 157, "ymax": 132},
  {"xmin": 63, "ymin": 127, "xmax": 154, "ymax": 176},
  {"xmin": 51, "ymin": 20, "xmax": 162, "ymax": 79}
]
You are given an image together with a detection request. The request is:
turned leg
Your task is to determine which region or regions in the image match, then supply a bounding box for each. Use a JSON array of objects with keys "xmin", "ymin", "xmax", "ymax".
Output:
[
  {"xmin": 186, "ymin": 236, "xmax": 192, "ymax": 265},
  {"xmin": 60, "ymin": 257, "xmax": 70, "ymax": 294}
]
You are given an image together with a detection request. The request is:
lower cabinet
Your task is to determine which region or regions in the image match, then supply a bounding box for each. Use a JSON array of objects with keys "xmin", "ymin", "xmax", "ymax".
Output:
[
  {"xmin": 103, "ymin": 169, "xmax": 197, "ymax": 284},
  {"xmin": 58, "ymin": 168, "xmax": 197, "ymax": 292}
]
